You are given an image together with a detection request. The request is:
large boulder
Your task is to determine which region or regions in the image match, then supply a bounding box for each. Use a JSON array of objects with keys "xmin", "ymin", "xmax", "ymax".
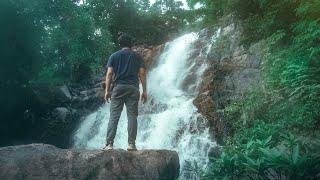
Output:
[
  {"xmin": 0, "ymin": 144, "xmax": 180, "ymax": 180},
  {"xmin": 71, "ymin": 86, "xmax": 104, "ymax": 112}
]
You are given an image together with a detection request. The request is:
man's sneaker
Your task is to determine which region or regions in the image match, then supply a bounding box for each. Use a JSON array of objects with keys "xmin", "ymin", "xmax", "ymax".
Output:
[
  {"xmin": 102, "ymin": 144, "xmax": 113, "ymax": 150},
  {"xmin": 127, "ymin": 144, "xmax": 137, "ymax": 151}
]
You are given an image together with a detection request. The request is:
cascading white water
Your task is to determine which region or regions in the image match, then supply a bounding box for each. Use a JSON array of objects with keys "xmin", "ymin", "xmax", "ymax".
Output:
[{"xmin": 73, "ymin": 32, "xmax": 220, "ymax": 179}]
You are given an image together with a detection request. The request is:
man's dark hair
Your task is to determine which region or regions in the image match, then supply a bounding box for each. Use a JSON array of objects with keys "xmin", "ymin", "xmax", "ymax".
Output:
[{"xmin": 118, "ymin": 34, "xmax": 133, "ymax": 48}]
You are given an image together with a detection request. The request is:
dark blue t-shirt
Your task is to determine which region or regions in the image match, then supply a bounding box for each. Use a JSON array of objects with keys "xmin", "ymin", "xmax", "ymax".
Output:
[{"xmin": 106, "ymin": 49, "xmax": 145, "ymax": 87}]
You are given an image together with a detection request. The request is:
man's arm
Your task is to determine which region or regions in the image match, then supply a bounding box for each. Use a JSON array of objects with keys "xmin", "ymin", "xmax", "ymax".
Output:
[
  {"xmin": 104, "ymin": 67, "xmax": 113, "ymax": 103},
  {"xmin": 139, "ymin": 67, "xmax": 147, "ymax": 104}
]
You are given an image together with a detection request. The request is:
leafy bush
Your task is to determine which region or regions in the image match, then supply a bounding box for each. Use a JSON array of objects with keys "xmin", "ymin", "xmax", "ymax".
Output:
[
  {"xmin": 206, "ymin": 136, "xmax": 320, "ymax": 179},
  {"xmin": 191, "ymin": 0, "xmax": 320, "ymax": 179}
]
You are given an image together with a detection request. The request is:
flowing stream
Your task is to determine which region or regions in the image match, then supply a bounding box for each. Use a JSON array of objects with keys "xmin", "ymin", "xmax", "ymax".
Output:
[{"xmin": 73, "ymin": 32, "xmax": 220, "ymax": 179}]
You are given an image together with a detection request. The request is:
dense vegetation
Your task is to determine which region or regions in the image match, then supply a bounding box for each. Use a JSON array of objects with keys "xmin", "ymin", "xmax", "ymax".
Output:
[
  {"xmin": 0, "ymin": 0, "xmax": 190, "ymax": 146},
  {"xmin": 187, "ymin": 0, "xmax": 320, "ymax": 179}
]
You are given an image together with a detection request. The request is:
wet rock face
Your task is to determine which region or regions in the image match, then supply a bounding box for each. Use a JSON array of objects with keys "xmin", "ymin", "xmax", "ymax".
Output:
[
  {"xmin": 24, "ymin": 79, "xmax": 106, "ymax": 148},
  {"xmin": 132, "ymin": 44, "xmax": 165, "ymax": 70},
  {"xmin": 194, "ymin": 23, "xmax": 266, "ymax": 145},
  {"xmin": 0, "ymin": 144, "xmax": 180, "ymax": 180},
  {"xmin": 70, "ymin": 82, "xmax": 105, "ymax": 112}
]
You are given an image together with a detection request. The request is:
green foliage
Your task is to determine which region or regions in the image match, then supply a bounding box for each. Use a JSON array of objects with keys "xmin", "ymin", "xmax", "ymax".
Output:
[
  {"xmin": 263, "ymin": 0, "xmax": 320, "ymax": 134},
  {"xmin": 0, "ymin": 0, "xmax": 44, "ymax": 145},
  {"xmin": 36, "ymin": 0, "xmax": 114, "ymax": 83},
  {"xmin": 0, "ymin": 0, "xmax": 42, "ymax": 86},
  {"xmin": 0, "ymin": 0, "xmax": 191, "ymax": 145},
  {"xmin": 0, "ymin": 0, "xmax": 114, "ymax": 86},
  {"xmin": 3, "ymin": 0, "xmax": 190, "ymax": 87},
  {"xmin": 206, "ymin": 137, "xmax": 320, "ymax": 179},
  {"xmin": 89, "ymin": 0, "xmax": 189, "ymax": 45},
  {"xmin": 196, "ymin": 0, "xmax": 320, "ymax": 179},
  {"xmin": 187, "ymin": 0, "xmax": 229, "ymax": 24}
]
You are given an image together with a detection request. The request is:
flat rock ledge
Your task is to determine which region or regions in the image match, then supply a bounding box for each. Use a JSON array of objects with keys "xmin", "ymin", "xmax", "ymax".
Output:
[{"xmin": 0, "ymin": 144, "xmax": 179, "ymax": 180}]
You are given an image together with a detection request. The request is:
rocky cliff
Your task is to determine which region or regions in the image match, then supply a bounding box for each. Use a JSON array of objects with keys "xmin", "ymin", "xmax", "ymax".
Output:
[
  {"xmin": 0, "ymin": 144, "xmax": 179, "ymax": 180},
  {"xmin": 194, "ymin": 21, "xmax": 266, "ymax": 145}
]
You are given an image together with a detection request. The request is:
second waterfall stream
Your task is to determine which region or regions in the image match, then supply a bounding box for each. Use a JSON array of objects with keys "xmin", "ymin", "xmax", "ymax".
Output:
[{"xmin": 73, "ymin": 31, "xmax": 220, "ymax": 179}]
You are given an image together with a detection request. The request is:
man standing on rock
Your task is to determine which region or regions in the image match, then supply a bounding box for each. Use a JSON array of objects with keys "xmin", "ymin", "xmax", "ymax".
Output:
[{"xmin": 103, "ymin": 34, "xmax": 147, "ymax": 151}]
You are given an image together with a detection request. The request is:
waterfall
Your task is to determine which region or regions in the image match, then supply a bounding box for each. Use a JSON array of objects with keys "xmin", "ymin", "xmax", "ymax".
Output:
[{"xmin": 73, "ymin": 31, "xmax": 220, "ymax": 179}]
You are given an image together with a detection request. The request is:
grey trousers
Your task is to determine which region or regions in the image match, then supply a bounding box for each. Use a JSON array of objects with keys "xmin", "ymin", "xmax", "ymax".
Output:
[{"xmin": 106, "ymin": 84, "xmax": 140, "ymax": 145}]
